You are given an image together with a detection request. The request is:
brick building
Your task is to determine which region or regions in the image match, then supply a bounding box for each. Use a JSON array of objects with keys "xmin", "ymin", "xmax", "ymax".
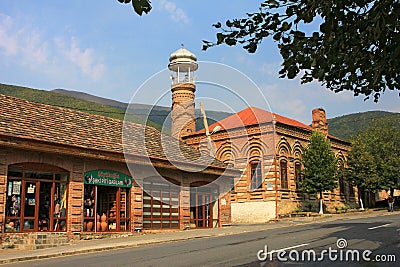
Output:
[{"xmin": 184, "ymin": 107, "xmax": 357, "ymax": 223}]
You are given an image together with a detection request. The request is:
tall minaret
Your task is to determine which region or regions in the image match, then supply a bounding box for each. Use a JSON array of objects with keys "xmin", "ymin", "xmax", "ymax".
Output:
[{"xmin": 168, "ymin": 46, "xmax": 198, "ymax": 140}]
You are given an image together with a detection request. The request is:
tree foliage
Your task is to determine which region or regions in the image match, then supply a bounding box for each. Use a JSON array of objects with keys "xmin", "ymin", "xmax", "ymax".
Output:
[
  {"xmin": 300, "ymin": 131, "xmax": 338, "ymax": 199},
  {"xmin": 117, "ymin": 0, "xmax": 151, "ymax": 15},
  {"xmin": 202, "ymin": 0, "xmax": 400, "ymax": 102},
  {"xmin": 346, "ymin": 135, "xmax": 381, "ymax": 192},
  {"xmin": 347, "ymin": 117, "xmax": 400, "ymax": 195}
]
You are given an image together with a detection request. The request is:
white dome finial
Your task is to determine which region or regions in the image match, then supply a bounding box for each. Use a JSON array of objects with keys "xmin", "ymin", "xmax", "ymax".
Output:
[{"xmin": 168, "ymin": 46, "xmax": 198, "ymax": 73}]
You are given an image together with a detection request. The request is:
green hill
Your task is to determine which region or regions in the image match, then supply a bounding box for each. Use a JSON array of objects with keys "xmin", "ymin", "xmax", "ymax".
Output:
[
  {"xmin": 2, "ymin": 83, "xmax": 398, "ymax": 140},
  {"xmin": 328, "ymin": 111, "xmax": 400, "ymax": 140},
  {"xmin": 0, "ymin": 83, "xmax": 162, "ymax": 131}
]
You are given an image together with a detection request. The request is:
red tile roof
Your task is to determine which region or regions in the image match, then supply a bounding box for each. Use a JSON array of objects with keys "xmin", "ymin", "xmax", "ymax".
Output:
[
  {"xmin": 0, "ymin": 94, "xmax": 227, "ymax": 169},
  {"xmin": 196, "ymin": 106, "xmax": 311, "ymax": 134}
]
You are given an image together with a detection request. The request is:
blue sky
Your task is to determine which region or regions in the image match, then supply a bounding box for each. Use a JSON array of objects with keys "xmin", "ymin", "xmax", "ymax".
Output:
[{"xmin": 0, "ymin": 0, "xmax": 398, "ymax": 124}]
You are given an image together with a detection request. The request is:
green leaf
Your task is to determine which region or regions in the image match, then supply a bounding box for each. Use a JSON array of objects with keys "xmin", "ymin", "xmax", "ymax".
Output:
[
  {"xmin": 213, "ymin": 22, "xmax": 222, "ymax": 29},
  {"xmin": 216, "ymin": 33, "xmax": 225, "ymax": 44},
  {"xmin": 225, "ymin": 38, "xmax": 237, "ymax": 46}
]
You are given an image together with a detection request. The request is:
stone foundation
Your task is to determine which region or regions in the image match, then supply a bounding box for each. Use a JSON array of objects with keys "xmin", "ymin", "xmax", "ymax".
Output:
[{"xmin": 2, "ymin": 232, "xmax": 70, "ymax": 250}]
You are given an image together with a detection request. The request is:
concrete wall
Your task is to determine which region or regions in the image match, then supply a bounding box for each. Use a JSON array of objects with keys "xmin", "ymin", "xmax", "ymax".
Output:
[{"xmin": 231, "ymin": 201, "xmax": 275, "ymax": 223}]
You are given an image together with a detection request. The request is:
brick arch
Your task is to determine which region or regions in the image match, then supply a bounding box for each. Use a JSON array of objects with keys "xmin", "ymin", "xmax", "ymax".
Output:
[
  {"xmin": 240, "ymin": 137, "xmax": 269, "ymax": 159},
  {"xmin": 336, "ymin": 152, "xmax": 346, "ymax": 166},
  {"xmin": 215, "ymin": 141, "xmax": 239, "ymax": 164},
  {"xmin": 6, "ymin": 154, "xmax": 73, "ymax": 174},
  {"xmin": 277, "ymin": 137, "xmax": 292, "ymax": 158},
  {"xmin": 8, "ymin": 162, "xmax": 69, "ymax": 173},
  {"xmin": 292, "ymin": 141, "xmax": 304, "ymax": 159}
]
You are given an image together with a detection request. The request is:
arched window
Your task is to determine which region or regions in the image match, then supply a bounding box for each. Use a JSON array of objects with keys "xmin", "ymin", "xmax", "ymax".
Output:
[
  {"xmin": 5, "ymin": 163, "xmax": 68, "ymax": 232},
  {"xmin": 337, "ymin": 159, "xmax": 345, "ymax": 195},
  {"xmin": 294, "ymin": 162, "xmax": 302, "ymax": 190},
  {"xmin": 280, "ymin": 160, "xmax": 288, "ymax": 189},
  {"xmin": 339, "ymin": 176, "xmax": 346, "ymax": 195},
  {"xmin": 250, "ymin": 161, "xmax": 262, "ymax": 190}
]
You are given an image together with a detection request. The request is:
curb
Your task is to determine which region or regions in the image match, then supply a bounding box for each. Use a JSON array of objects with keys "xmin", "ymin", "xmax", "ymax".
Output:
[{"xmin": 1, "ymin": 210, "xmax": 398, "ymax": 264}]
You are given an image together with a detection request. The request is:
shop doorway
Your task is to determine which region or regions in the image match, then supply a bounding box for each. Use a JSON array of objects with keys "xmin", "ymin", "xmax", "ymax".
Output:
[
  {"xmin": 83, "ymin": 170, "xmax": 131, "ymax": 232},
  {"xmin": 190, "ymin": 185, "xmax": 219, "ymax": 228},
  {"xmin": 191, "ymin": 192, "xmax": 212, "ymax": 228}
]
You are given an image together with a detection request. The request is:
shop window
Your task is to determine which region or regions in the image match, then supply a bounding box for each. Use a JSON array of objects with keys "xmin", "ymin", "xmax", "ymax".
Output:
[
  {"xmin": 5, "ymin": 163, "xmax": 68, "ymax": 232},
  {"xmin": 83, "ymin": 170, "xmax": 131, "ymax": 232},
  {"xmin": 143, "ymin": 178, "xmax": 180, "ymax": 229},
  {"xmin": 250, "ymin": 161, "xmax": 262, "ymax": 190},
  {"xmin": 280, "ymin": 160, "xmax": 288, "ymax": 189}
]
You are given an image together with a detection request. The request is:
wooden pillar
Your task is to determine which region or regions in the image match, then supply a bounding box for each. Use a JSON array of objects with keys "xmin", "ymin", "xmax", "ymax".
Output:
[
  {"xmin": 0, "ymin": 151, "xmax": 7, "ymax": 227},
  {"xmin": 67, "ymin": 160, "xmax": 84, "ymax": 233}
]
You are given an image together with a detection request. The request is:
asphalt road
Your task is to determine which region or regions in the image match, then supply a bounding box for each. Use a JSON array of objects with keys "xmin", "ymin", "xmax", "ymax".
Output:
[{"xmin": 4, "ymin": 214, "xmax": 399, "ymax": 267}]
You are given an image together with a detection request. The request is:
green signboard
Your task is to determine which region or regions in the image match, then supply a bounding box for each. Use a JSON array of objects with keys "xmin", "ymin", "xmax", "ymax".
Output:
[{"xmin": 84, "ymin": 170, "xmax": 132, "ymax": 188}]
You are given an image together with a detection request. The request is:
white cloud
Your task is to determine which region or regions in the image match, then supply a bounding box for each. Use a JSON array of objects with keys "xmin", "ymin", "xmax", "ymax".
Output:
[
  {"xmin": 158, "ymin": 0, "xmax": 190, "ymax": 24},
  {"xmin": 0, "ymin": 13, "xmax": 105, "ymax": 82},
  {"xmin": 0, "ymin": 15, "xmax": 18, "ymax": 56},
  {"xmin": 0, "ymin": 14, "xmax": 48, "ymax": 66},
  {"xmin": 55, "ymin": 37, "xmax": 105, "ymax": 81}
]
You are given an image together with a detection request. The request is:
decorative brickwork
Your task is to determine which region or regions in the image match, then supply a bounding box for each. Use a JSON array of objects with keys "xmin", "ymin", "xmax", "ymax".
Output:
[{"xmin": 171, "ymin": 83, "xmax": 196, "ymax": 140}]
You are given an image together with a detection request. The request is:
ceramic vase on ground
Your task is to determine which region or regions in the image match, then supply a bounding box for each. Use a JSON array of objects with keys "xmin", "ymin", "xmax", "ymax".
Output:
[
  {"xmin": 86, "ymin": 221, "xmax": 93, "ymax": 231},
  {"xmin": 100, "ymin": 221, "xmax": 107, "ymax": 231},
  {"xmin": 101, "ymin": 213, "xmax": 107, "ymax": 222},
  {"xmin": 97, "ymin": 221, "xmax": 101, "ymax": 231}
]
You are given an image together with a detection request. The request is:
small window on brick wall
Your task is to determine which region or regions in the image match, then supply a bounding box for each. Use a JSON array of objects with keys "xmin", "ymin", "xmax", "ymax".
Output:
[
  {"xmin": 280, "ymin": 160, "xmax": 288, "ymax": 189},
  {"xmin": 250, "ymin": 161, "xmax": 262, "ymax": 190}
]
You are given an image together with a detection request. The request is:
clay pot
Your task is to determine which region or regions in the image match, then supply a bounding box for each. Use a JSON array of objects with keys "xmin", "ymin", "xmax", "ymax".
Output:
[
  {"xmin": 101, "ymin": 213, "xmax": 107, "ymax": 222},
  {"xmin": 97, "ymin": 222, "xmax": 101, "ymax": 231},
  {"xmin": 100, "ymin": 221, "xmax": 108, "ymax": 231},
  {"xmin": 97, "ymin": 214, "xmax": 100, "ymax": 221},
  {"xmin": 83, "ymin": 221, "xmax": 87, "ymax": 231},
  {"xmin": 87, "ymin": 221, "xmax": 93, "ymax": 231}
]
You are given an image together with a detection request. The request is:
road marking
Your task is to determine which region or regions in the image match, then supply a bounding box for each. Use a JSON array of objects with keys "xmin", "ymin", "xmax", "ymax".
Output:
[
  {"xmin": 268, "ymin": 243, "xmax": 310, "ymax": 254},
  {"xmin": 368, "ymin": 223, "xmax": 391, "ymax": 230}
]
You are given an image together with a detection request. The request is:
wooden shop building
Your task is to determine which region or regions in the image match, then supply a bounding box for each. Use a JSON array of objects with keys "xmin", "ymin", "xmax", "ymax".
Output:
[{"xmin": 0, "ymin": 94, "xmax": 237, "ymax": 248}]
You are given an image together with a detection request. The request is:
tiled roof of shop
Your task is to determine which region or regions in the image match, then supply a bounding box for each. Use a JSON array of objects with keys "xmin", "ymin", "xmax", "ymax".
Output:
[
  {"xmin": 196, "ymin": 106, "xmax": 311, "ymax": 134},
  {"xmin": 0, "ymin": 94, "xmax": 226, "ymax": 168}
]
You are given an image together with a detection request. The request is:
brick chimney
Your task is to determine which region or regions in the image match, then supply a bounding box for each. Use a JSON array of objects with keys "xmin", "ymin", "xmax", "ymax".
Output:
[{"xmin": 312, "ymin": 108, "xmax": 328, "ymax": 135}]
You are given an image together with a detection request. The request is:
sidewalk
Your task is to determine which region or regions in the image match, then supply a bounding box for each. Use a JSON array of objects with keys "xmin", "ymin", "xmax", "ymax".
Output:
[{"xmin": 0, "ymin": 209, "xmax": 397, "ymax": 264}]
